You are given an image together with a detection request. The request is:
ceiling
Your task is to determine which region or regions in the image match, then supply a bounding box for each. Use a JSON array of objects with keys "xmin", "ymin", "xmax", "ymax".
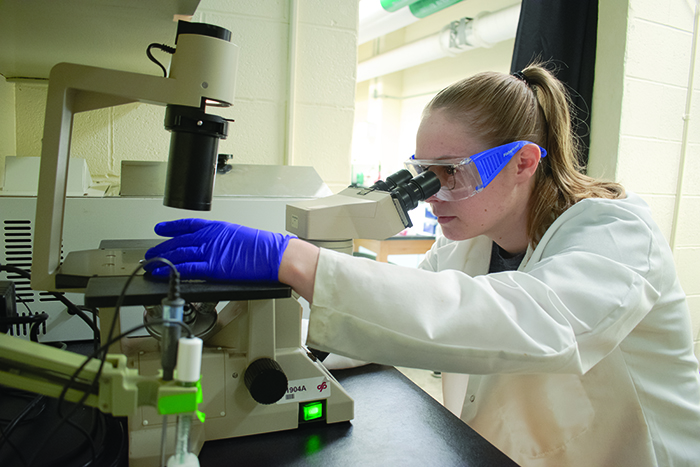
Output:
[{"xmin": 0, "ymin": 0, "xmax": 199, "ymax": 80}]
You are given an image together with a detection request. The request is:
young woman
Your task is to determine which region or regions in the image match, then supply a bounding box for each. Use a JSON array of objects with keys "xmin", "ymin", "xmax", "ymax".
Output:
[{"xmin": 145, "ymin": 63, "xmax": 700, "ymax": 466}]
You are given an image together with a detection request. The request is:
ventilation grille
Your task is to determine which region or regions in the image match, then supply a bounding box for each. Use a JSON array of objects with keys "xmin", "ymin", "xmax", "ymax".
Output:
[
  {"xmin": 2, "ymin": 219, "xmax": 63, "ymax": 337},
  {"xmin": 4, "ymin": 220, "xmax": 33, "ymax": 303}
]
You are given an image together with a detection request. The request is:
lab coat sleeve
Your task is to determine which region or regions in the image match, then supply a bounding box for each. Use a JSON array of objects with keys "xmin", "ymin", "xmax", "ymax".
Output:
[{"xmin": 306, "ymin": 198, "xmax": 663, "ymax": 375}]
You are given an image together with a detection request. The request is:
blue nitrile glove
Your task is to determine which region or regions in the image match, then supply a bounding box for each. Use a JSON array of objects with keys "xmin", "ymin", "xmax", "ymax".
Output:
[{"xmin": 144, "ymin": 219, "xmax": 295, "ymax": 282}]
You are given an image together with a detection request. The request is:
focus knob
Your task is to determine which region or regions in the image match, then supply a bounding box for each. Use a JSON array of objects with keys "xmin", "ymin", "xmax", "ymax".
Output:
[{"xmin": 244, "ymin": 358, "xmax": 288, "ymax": 405}]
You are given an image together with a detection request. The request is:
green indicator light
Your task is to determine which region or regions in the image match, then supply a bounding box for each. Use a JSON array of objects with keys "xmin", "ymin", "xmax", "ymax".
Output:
[{"xmin": 302, "ymin": 401, "xmax": 324, "ymax": 421}]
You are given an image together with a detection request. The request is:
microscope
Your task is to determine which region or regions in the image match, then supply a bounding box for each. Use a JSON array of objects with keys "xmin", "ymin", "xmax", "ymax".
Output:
[
  {"xmin": 20, "ymin": 19, "xmax": 352, "ymax": 466},
  {"xmin": 0, "ymin": 19, "xmax": 440, "ymax": 467}
]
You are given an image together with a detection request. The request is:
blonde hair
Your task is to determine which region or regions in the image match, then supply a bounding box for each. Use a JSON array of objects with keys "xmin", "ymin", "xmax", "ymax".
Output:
[{"xmin": 425, "ymin": 62, "xmax": 625, "ymax": 247}]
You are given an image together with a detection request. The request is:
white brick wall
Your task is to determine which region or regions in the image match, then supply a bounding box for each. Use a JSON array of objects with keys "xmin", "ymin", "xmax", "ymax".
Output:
[
  {"xmin": 2, "ymin": 0, "xmax": 359, "ymax": 193},
  {"xmin": 194, "ymin": 0, "xmax": 359, "ymax": 193},
  {"xmin": 590, "ymin": 0, "xmax": 700, "ymax": 358}
]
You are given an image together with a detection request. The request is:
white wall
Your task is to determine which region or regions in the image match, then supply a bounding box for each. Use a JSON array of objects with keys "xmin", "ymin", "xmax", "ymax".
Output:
[
  {"xmin": 195, "ymin": 0, "xmax": 358, "ymax": 192},
  {"xmin": 589, "ymin": 0, "xmax": 700, "ymax": 358},
  {"xmin": 1, "ymin": 0, "xmax": 359, "ymax": 193},
  {"xmin": 352, "ymin": 0, "xmax": 517, "ymax": 183}
]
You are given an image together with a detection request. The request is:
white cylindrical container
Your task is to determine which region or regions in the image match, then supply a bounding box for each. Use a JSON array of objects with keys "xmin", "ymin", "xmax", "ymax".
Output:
[{"xmin": 176, "ymin": 337, "xmax": 203, "ymax": 383}]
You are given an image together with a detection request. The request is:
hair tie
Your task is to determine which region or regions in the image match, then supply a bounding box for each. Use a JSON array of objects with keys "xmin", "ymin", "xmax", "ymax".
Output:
[{"xmin": 512, "ymin": 70, "xmax": 530, "ymax": 86}]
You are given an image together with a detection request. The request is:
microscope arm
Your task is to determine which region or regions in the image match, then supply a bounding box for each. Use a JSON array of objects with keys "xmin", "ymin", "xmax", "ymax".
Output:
[
  {"xmin": 33, "ymin": 64, "xmax": 180, "ymax": 293},
  {"xmin": 0, "ymin": 332, "xmax": 198, "ymax": 417},
  {"xmin": 31, "ymin": 26, "xmax": 239, "ymax": 293}
]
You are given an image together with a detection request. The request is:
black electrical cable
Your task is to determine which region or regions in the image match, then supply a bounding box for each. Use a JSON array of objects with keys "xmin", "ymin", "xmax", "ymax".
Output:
[
  {"xmin": 77, "ymin": 412, "xmax": 106, "ymax": 467},
  {"xmin": 50, "ymin": 410, "xmax": 103, "ymax": 467},
  {"xmin": 29, "ymin": 313, "xmax": 48, "ymax": 342},
  {"xmin": 26, "ymin": 258, "xmax": 187, "ymax": 467},
  {"xmin": 0, "ymin": 264, "xmax": 99, "ymax": 338},
  {"xmin": 67, "ymin": 414, "xmax": 98, "ymax": 466},
  {"xmin": 0, "ymin": 389, "xmax": 123, "ymax": 467},
  {"xmin": 72, "ymin": 305, "xmax": 100, "ymax": 353},
  {"xmin": 48, "ymin": 323, "xmax": 191, "ymax": 465},
  {"xmin": 0, "ymin": 423, "xmax": 29, "ymax": 467},
  {"xmin": 0, "ymin": 264, "xmax": 35, "ymax": 338},
  {"xmin": 0, "ymin": 313, "xmax": 48, "ymax": 342},
  {"xmin": 146, "ymin": 43, "xmax": 176, "ymax": 78},
  {"xmin": 104, "ymin": 415, "xmax": 127, "ymax": 467},
  {"xmin": 0, "ymin": 392, "xmax": 45, "ymax": 467},
  {"xmin": 54, "ymin": 316, "xmax": 189, "ymax": 467},
  {"xmin": 16, "ymin": 293, "xmax": 42, "ymax": 340},
  {"xmin": 16, "ymin": 292, "xmax": 33, "ymax": 315},
  {"xmin": 0, "ymin": 396, "xmax": 120, "ymax": 467},
  {"xmin": 0, "ymin": 387, "xmax": 47, "ymax": 424},
  {"xmin": 0, "ymin": 394, "xmax": 46, "ymax": 449},
  {"xmin": 0, "ymin": 263, "xmax": 147, "ymax": 467}
]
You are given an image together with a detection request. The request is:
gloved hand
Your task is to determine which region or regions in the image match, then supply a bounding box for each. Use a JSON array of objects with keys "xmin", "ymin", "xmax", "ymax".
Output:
[{"xmin": 144, "ymin": 218, "xmax": 295, "ymax": 282}]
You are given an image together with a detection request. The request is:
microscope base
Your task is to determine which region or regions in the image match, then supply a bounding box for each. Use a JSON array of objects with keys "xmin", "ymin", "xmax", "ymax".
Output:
[{"xmin": 118, "ymin": 297, "xmax": 353, "ymax": 467}]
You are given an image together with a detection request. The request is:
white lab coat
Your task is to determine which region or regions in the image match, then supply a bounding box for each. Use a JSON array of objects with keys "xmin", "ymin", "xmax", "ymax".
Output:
[{"xmin": 306, "ymin": 193, "xmax": 700, "ymax": 466}]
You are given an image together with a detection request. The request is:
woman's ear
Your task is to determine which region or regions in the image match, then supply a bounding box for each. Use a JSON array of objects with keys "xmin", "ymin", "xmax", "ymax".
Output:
[{"xmin": 514, "ymin": 143, "xmax": 542, "ymax": 181}]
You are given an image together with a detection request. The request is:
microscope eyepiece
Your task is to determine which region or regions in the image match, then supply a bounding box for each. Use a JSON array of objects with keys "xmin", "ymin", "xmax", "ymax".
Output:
[
  {"xmin": 368, "ymin": 169, "xmax": 440, "ymax": 227},
  {"xmin": 391, "ymin": 171, "xmax": 440, "ymax": 212},
  {"xmin": 371, "ymin": 169, "xmax": 413, "ymax": 192},
  {"xmin": 386, "ymin": 169, "xmax": 414, "ymax": 188}
]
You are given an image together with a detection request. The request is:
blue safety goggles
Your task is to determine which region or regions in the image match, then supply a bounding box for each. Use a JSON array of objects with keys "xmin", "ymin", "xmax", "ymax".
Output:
[{"xmin": 404, "ymin": 141, "xmax": 547, "ymax": 201}]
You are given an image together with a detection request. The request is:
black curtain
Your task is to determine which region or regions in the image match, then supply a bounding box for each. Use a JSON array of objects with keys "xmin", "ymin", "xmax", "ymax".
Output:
[{"xmin": 510, "ymin": 0, "xmax": 598, "ymax": 168}]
